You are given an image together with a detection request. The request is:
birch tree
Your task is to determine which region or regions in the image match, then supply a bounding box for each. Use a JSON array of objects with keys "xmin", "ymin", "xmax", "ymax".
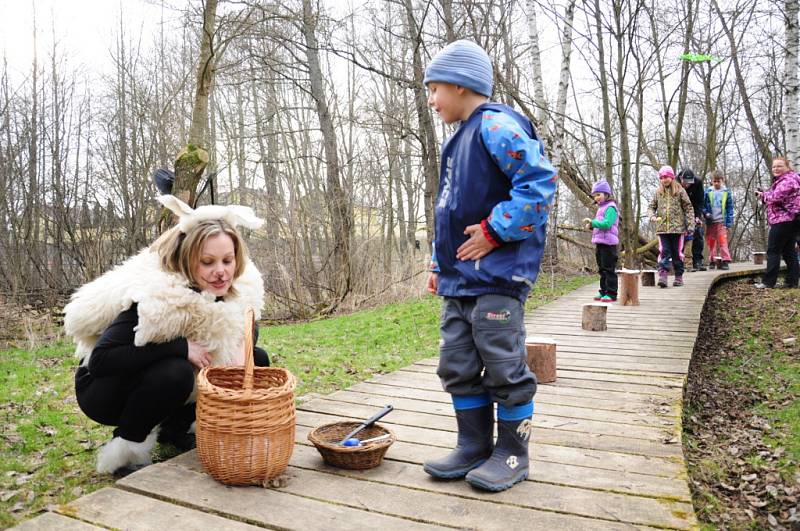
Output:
[{"xmin": 785, "ymin": 0, "xmax": 799, "ymax": 166}]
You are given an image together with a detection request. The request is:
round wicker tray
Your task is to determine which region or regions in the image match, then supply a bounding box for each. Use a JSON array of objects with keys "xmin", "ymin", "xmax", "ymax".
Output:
[{"xmin": 308, "ymin": 421, "xmax": 395, "ymax": 470}]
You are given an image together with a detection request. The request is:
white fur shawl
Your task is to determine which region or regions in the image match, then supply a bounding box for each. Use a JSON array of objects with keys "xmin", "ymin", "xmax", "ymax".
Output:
[{"xmin": 63, "ymin": 248, "xmax": 264, "ymax": 367}]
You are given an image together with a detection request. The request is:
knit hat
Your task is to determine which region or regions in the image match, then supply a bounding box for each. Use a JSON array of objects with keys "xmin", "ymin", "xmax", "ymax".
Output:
[
  {"xmin": 658, "ymin": 165, "xmax": 675, "ymax": 178},
  {"xmin": 591, "ymin": 179, "xmax": 612, "ymax": 195},
  {"xmin": 423, "ymin": 40, "xmax": 493, "ymax": 97}
]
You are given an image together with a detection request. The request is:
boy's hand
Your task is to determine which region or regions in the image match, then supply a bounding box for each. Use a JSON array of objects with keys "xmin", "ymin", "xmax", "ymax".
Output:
[
  {"xmin": 426, "ymin": 272, "xmax": 439, "ymax": 294},
  {"xmin": 457, "ymin": 224, "xmax": 495, "ymax": 261}
]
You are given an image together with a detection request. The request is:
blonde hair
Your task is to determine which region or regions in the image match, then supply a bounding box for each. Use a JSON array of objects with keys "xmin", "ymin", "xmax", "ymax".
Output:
[
  {"xmin": 709, "ymin": 169, "xmax": 725, "ymax": 181},
  {"xmin": 773, "ymin": 156, "xmax": 793, "ymax": 171},
  {"xmin": 658, "ymin": 178, "xmax": 683, "ymax": 197},
  {"xmin": 151, "ymin": 219, "xmax": 248, "ymax": 293}
]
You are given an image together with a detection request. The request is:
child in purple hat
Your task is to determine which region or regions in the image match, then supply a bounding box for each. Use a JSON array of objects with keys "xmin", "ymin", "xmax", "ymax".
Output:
[{"xmin": 583, "ymin": 179, "xmax": 619, "ymax": 302}]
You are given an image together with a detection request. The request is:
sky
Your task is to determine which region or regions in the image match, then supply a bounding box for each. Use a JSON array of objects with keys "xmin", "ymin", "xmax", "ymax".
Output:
[{"xmin": 0, "ymin": 0, "xmax": 165, "ymax": 80}]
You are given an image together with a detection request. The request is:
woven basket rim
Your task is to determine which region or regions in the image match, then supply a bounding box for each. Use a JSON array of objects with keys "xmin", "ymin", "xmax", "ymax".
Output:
[
  {"xmin": 308, "ymin": 421, "xmax": 395, "ymax": 453},
  {"xmin": 197, "ymin": 366, "xmax": 297, "ymax": 401}
]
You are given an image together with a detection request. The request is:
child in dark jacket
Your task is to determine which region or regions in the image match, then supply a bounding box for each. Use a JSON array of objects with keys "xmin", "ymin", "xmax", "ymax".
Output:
[
  {"xmin": 583, "ymin": 179, "xmax": 619, "ymax": 302},
  {"xmin": 423, "ymin": 40, "xmax": 557, "ymax": 492},
  {"xmin": 702, "ymin": 170, "xmax": 734, "ymax": 269},
  {"xmin": 677, "ymin": 169, "xmax": 706, "ymax": 271}
]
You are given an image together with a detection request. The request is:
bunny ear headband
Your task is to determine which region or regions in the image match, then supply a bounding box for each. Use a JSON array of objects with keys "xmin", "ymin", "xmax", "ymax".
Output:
[{"xmin": 156, "ymin": 195, "xmax": 264, "ymax": 233}]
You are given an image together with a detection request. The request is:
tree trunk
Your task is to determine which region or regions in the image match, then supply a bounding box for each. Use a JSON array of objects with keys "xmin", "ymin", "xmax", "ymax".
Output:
[
  {"xmin": 302, "ymin": 0, "xmax": 352, "ymax": 307},
  {"xmin": 593, "ymin": 0, "xmax": 613, "ymax": 183},
  {"xmin": 404, "ymin": 0, "xmax": 440, "ymax": 248},
  {"xmin": 526, "ymin": 0, "xmax": 547, "ymax": 125},
  {"xmin": 711, "ymin": 0, "xmax": 773, "ymax": 170},
  {"xmin": 669, "ymin": 0, "xmax": 694, "ymax": 168},
  {"xmin": 172, "ymin": 0, "xmax": 218, "ymax": 207},
  {"xmin": 612, "ymin": 0, "xmax": 636, "ymax": 267},
  {"xmin": 785, "ymin": 0, "xmax": 800, "ymax": 166}
]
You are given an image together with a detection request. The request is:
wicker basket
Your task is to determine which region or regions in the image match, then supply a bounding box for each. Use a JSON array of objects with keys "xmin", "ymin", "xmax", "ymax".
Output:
[
  {"xmin": 196, "ymin": 309, "xmax": 297, "ymax": 485},
  {"xmin": 308, "ymin": 421, "xmax": 395, "ymax": 470}
]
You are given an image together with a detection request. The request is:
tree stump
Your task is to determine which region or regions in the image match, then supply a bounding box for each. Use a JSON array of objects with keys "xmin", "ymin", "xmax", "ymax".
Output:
[
  {"xmin": 582, "ymin": 304, "xmax": 607, "ymax": 331},
  {"xmin": 641, "ymin": 270, "xmax": 656, "ymax": 287},
  {"xmin": 617, "ymin": 270, "xmax": 640, "ymax": 306},
  {"xmin": 714, "ymin": 256, "xmax": 723, "ymax": 269},
  {"xmin": 525, "ymin": 337, "xmax": 556, "ymax": 383},
  {"xmin": 753, "ymin": 252, "xmax": 765, "ymax": 265}
]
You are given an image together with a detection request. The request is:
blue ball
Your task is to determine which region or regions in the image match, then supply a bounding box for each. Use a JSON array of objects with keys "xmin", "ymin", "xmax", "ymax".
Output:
[{"xmin": 342, "ymin": 438, "xmax": 361, "ymax": 447}]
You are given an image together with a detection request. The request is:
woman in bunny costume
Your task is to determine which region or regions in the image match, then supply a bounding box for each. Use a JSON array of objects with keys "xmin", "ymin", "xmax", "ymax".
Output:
[{"xmin": 64, "ymin": 195, "xmax": 269, "ymax": 475}]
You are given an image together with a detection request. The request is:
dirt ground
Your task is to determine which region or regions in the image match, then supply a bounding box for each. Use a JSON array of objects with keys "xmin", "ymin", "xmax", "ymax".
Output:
[{"xmin": 684, "ymin": 278, "xmax": 799, "ymax": 529}]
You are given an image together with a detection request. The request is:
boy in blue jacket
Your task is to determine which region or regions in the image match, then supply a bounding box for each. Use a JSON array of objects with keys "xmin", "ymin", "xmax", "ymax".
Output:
[
  {"xmin": 423, "ymin": 40, "xmax": 557, "ymax": 492},
  {"xmin": 702, "ymin": 170, "xmax": 734, "ymax": 269}
]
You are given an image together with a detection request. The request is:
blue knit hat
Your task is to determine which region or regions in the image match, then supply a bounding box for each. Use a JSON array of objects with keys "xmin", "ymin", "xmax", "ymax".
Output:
[
  {"xmin": 424, "ymin": 40, "xmax": 493, "ymax": 97},
  {"xmin": 591, "ymin": 179, "xmax": 612, "ymax": 195}
]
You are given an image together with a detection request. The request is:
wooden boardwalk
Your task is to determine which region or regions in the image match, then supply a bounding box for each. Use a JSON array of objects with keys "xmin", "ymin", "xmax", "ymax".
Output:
[{"xmin": 16, "ymin": 264, "xmax": 765, "ymax": 530}]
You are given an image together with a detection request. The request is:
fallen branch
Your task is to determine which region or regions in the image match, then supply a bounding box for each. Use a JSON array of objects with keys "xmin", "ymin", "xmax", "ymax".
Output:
[{"xmin": 557, "ymin": 232, "xmax": 594, "ymax": 250}]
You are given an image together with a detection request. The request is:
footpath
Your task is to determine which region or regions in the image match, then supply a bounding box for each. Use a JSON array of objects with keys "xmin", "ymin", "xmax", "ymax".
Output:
[{"xmin": 15, "ymin": 263, "xmax": 765, "ymax": 530}]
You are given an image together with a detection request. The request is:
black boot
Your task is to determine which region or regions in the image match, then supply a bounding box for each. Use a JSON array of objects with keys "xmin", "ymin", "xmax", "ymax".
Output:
[
  {"xmin": 423, "ymin": 402, "xmax": 494, "ymax": 479},
  {"xmin": 157, "ymin": 403, "xmax": 196, "ymax": 452},
  {"xmin": 465, "ymin": 406, "xmax": 532, "ymax": 492}
]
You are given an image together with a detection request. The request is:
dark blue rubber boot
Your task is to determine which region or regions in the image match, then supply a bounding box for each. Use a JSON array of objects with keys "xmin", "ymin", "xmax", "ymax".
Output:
[
  {"xmin": 423, "ymin": 395, "xmax": 494, "ymax": 479},
  {"xmin": 465, "ymin": 402, "xmax": 533, "ymax": 492}
]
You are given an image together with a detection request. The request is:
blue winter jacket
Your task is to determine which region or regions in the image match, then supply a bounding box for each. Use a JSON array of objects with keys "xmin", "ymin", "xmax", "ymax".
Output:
[
  {"xmin": 702, "ymin": 187, "xmax": 734, "ymax": 228},
  {"xmin": 430, "ymin": 103, "xmax": 557, "ymax": 301}
]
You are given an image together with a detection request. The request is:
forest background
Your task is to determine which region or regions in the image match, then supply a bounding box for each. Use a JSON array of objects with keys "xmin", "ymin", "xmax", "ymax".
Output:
[{"xmin": 1, "ymin": 0, "xmax": 798, "ymax": 320}]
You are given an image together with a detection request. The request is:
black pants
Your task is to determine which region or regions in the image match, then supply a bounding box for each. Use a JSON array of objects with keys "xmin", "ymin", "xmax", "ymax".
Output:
[
  {"xmin": 658, "ymin": 233, "xmax": 685, "ymax": 276},
  {"xmin": 762, "ymin": 217, "xmax": 800, "ymax": 287},
  {"xmin": 76, "ymin": 347, "xmax": 270, "ymax": 442},
  {"xmin": 595, "ymin": 244, "xmax": 618, "ymax": 298},
  {"xmin": 691, "ymin": 226, "xmax": 705, "ymax": 266}
]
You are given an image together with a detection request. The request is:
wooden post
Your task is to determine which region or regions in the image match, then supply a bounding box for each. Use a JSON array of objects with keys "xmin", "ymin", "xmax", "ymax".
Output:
[
  {"xmin": 617, "ymin": 270, "xmax": 640, "ymax": 306},
  {"xmin": 715, "ymin": 256, "xmax": 723, "ymax": 269},
  {"xmin": 582, "ymin": 304, "xmax": 607, "ymax": 331},
  {"xmin": 753, "ymin": 252, "xmax": 765, "ymax": 265},
  {"xmin": 525, "ymin": 337, "xmax": 556, "ymax": 383},
  {"xmin": 641, "ymin": 270, "xmax": 656, "ymax": 287}
]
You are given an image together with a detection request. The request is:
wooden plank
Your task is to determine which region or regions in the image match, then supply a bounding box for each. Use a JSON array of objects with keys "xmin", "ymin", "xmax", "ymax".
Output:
[
  {"xmin": 118, "ymin": 464, "xmax": 449, "ymax": 531},
  {"xmin": 348, "ymin": 381, "xmax": 677, "ymax": 416},
  {"xmin": 326, "ymin": 389, "xmax": 676, "ymax": 427},
  {"xmin": 282, "ymin": 447, "xmax": 694, "ymax": 529},
  {"xmin": 289, "ymin": 431, "xmax": 691, "ymax": 501},
  {"xmin": 381, "ymin": 367, "xmax": 685, "ymax": 395},
  {"xmin": 413, "ymin": 355, "xmax": 691, "ymax": 375},
  {"xmin": 151, "ymin": 454, "xmax": 667, "ymax": 531},
  {"xmin": 366, "ymin": 371, "xmax": 681, "ymax": 404},
  {"xmin": 300, "ymin": 397, "xmax": 670, "ymax": 441},
  {"xmin": 59, "ymin": 487, "xmax": 262, "ymax": 530},
  {"xmin": 161, "ymin": 450, "xmax": 686, "ymax": 530},
  {"xmin": 296, "ymin": 410, "xmax": 683, "ymax": 459},
  {"xmin": 12, "ymin": 512, "xmax": 104, "ymax": 531}
]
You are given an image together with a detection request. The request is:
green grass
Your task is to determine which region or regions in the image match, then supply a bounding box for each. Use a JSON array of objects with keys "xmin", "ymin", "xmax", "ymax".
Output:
[
  {"xmin": 0, "ymin": 271, "xmax": 592, "ymax": 527},
  {"xmin": 686, "ymin": 283, "xmax": 800, "ymax": 527},
  {"xmin": 0, "ymin": 341, "xmax": 113, "ymax": 528},
  {"xmin": 714, "ymin": 311, "xmax": 800, "ymax": 466}
]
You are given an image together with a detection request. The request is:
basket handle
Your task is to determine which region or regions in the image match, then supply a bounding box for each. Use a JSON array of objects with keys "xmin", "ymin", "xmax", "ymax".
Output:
[{"xmin": 242, "ymin": 308, "xmax": 255, "ymax": 393}]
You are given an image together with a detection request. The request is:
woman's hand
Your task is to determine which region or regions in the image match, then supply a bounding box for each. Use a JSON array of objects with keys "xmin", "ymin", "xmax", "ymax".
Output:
[{"xmin": 187, "ymin": 340, "xmax": 212, "ymax": 370}]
